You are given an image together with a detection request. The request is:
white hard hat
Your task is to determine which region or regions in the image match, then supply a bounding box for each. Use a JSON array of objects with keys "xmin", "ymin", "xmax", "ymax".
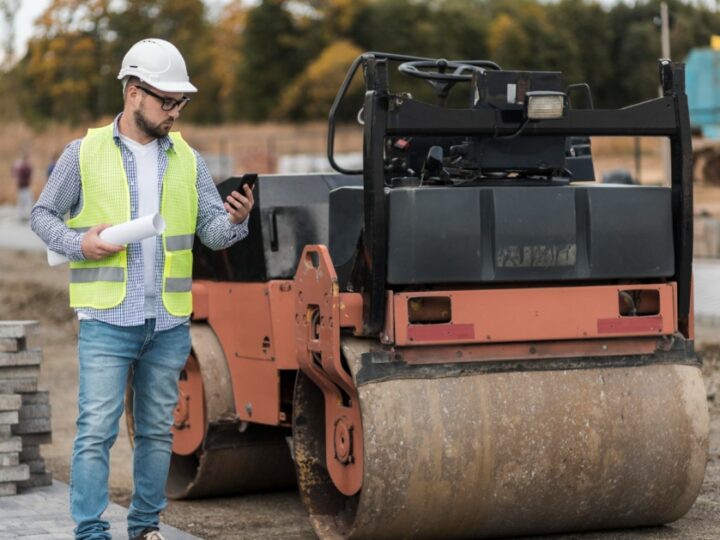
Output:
[{"xmin": 118, "ymin": 38, "xmax": 197, "ymax": 93}]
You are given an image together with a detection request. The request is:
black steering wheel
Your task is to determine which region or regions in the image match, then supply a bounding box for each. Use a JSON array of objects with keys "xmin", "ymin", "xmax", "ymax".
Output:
[
  {"xmin": 398, "ymin": 59, "xmax": 501, "ymax": 105},
  {"xmin": 398, "ymin": 59, "xmax": 499, "ymax": 81}
]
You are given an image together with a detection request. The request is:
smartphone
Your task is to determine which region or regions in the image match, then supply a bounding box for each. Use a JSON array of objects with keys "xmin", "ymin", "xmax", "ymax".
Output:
[{"xmin": 235, "ymin": 173, "xmax": 257, "ymax": 193}]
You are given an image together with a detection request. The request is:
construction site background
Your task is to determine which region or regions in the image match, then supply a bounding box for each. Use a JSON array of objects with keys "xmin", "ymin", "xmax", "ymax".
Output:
[
  {"xmin": 0, "ymin": 121, "xmax": 681, "ymax": 200},
  {"xmin": 7, "ymin": 122, "xmax": 720, "ymax": 260},
  {"xmin": 0, "ymin": 120, "xmax": 362, "ymax": 203}
]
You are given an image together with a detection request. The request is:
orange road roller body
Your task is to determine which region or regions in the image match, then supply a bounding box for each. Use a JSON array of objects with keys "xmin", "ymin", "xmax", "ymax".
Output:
[{"xmin": 126, "ymin": 53, "xmax": 708, "ymax": 538}]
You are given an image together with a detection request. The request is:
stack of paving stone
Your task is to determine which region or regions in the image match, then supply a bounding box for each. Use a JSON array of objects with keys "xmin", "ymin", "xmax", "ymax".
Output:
[
  {"xmin": 0, "ymin": 394, "xmax": 25, "ymax": 495},
  {"xmin": 0, "ymin": 321, "xmax": 52, "ymax": 495}
]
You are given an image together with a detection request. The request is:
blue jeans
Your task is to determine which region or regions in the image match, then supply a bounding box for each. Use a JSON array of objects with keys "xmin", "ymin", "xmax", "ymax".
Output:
[{"xmin": 71, "ymin": 319, "xmax": 191, "ymax": 540}]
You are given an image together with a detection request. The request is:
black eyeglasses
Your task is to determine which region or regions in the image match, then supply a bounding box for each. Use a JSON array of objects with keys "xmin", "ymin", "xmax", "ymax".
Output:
[{"xmin": 134, "ymin": 85, "xmax": 190, "ymax": 111}]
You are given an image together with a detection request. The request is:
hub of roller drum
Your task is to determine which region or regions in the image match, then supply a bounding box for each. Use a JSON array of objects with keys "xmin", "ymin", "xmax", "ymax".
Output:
[{"xmin": 293, "ymin": 338, "xmax": 709, "ymax": 539}]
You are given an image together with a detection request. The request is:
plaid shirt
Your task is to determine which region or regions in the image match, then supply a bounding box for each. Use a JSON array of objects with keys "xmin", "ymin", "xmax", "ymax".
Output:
[{"xmin": 30, "ymin": 115, "xmax": 248, "ymax": 331}]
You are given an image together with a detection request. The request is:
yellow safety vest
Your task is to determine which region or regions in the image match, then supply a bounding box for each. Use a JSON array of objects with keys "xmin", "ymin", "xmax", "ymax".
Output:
[{"xmin": 68, "ymin": 123, "xmax": 198, "ymax": 316}]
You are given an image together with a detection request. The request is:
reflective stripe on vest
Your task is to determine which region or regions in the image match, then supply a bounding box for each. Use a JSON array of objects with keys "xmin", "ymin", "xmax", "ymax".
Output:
[
  {"xmin": 165, "ymin": 234, "xmax": 195, "ymax": 251},
  {"xmin": 165, "ymin": 277, "xmax": 193, "ymax": 292},
  {"xmin": 70, "ymin": 267, "xmax": 125, "ymax": 283},
  {"xmin": 68, "ymin": 124, "xmax": 198, "ymax": 315}
]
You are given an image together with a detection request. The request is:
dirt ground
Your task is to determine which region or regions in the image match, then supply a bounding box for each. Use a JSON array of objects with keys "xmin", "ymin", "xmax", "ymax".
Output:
[{"xmin": 1, "ymin": 246, "xmax": 719, "ymax": 540}]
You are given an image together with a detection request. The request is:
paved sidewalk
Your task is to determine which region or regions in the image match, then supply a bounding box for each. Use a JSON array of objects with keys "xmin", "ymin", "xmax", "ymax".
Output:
[
  {"xmin": 0, "ymin": 205, "xmax": 45, "ymax": 252},
  {"xmin": 695, "ymin": 259, "xmax": 720, "ymax": 322},
  {"xmin": 0, "ymin": 481, "xmax": 200, "ymax": 540}
]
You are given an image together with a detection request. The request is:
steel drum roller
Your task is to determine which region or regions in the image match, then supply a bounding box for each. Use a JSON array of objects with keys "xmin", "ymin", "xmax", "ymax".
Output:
[{"xmin": 294, "ymin": 339, "xmax": 709, "ymax": 539}]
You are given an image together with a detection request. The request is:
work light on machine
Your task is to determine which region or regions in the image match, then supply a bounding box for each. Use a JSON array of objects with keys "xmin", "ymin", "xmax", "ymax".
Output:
[{"xmin": 525, "ymin": 91, "xmax": 567, "ymax": 120}]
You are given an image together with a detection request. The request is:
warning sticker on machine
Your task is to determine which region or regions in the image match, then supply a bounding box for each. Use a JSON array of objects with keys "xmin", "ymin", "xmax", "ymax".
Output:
[{"xmin": 496, "ymin": 244, "xmax": 577, "ymax": 268}]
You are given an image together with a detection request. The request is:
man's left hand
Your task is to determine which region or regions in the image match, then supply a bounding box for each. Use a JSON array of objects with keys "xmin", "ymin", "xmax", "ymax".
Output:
[{"xmin": 225, "ymin": 183, "xmax": 255, "ymax": 224}]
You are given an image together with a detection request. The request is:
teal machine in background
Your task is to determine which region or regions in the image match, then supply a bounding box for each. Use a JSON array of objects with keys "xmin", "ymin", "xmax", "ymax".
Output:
[{"xmin": 686, "ymin": 46, "xmax": 720, "ymax": 138}]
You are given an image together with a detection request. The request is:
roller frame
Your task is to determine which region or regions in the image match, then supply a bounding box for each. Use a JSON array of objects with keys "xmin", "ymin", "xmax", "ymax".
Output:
[{"xmin": 294, "ymin": 245, "xmax": 364, "ymax": 496}]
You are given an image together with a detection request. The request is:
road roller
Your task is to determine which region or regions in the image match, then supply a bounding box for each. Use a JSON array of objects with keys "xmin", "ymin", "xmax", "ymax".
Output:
[{"xmin": 126, "ymin": 53, "xmax": 709, "ymax": 538}]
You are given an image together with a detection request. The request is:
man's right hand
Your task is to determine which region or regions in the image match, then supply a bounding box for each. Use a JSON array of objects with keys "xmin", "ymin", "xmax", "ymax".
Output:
[{"xmin": 81, "ymin": 224, "xmax": 125, "ymax": 260}]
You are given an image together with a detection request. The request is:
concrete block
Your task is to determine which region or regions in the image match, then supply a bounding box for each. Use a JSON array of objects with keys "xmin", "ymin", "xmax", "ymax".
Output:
[
  {"xmin": 0, "ymin": 394, "xmax": 21, "ymax": 411},
  {"xmin": 0, "ymin": 337, "xmax": 23, "ymax": 352},
  {"xmin": 0, "ymin": 464, "xmax": 29, "ymax": 482},
  {"xmin": 0, "ymin": 321, "xmax": 38, "ymax": 339},
  {"xmin": 0, "ymin": 481, "xmax": 17, "ymax": 496},
  {"xmin": 0, "ymin": 437, "xmax": 22, "ymax": 453},
  {"xmin": 18, "ymin": 433, "xmax": 52, "ymax": 446},
  {"xmin": 0, "ymin": 424, "xmax": 12, "ymax": 437},
  {"xmin": 19, "ymin": 445, "xmax": 40, "ymax": 461},
  {"xmin": 24, "ymin": 458, "xmax": 45, "ymax": 474},
  {"xmin": 17, "ymin": 471, "xmax": 52, "ymax": 490},
  {"xmin": 21, "ymin": 391, "xmax": 50, "ymax": 405},
  {"xmin": 19, "ymin": 404, "xmax": 51, "ymax": 420},
  {"xmin": 0, "ymin": 379, "xmax": 38, "ymax": 394},
  {"xmin": 0, "ymin": 410, "xmax": 19, "ymax": 424},
  {"xmin": 13, "ymin": 418, "xmax": 51, "ymax": 435},
  {"xmin": 0, "ymin": 452, "xmax": 19, "ymax": 466},
  {"xmin": 0, "ymin": 365, "xmax": 41, "ymax": 379},
  {"xmin": 0, "ymin": 349, "xmax": 42, "ymax": 367}
]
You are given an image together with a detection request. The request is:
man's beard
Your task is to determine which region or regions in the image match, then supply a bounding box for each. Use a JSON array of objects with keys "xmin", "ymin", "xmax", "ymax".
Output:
[{"xmin": 134, "ymin": 107, "xmax": 172, "ymax": 139}]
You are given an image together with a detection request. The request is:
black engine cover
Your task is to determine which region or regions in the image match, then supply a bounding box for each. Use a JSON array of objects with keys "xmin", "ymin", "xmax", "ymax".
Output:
[
  {"xmin": 383, "ymin": 184, "xmax": 674, "ymax": 284},
  {"xmin": 194, "ymin": 175, "xmax": 674, "ymax": 287}
]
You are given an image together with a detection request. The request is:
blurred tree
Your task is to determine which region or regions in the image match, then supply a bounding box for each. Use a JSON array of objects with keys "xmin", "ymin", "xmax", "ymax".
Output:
[
  {"xmin": 103, "ymin": 0, "xmax": 158, "ymax": 116},
  {"xmin": 600, "ymin": 0, "xmax": 720, "ymax": 108},
  {"xmin": 487, "ymin": 12, "xmax": 531, "ymax": 69},
  {"xmin": 488, "ymin": 0, "xmax": 581, "ymax": 80},
  {"xmin": 8, "ymin": 0, "xmax": 720, "ymax": 124},
  {"xmin": 547, "ymin": 0, "xmax": 612, "ymax": 107},
  {"xmin": 352, "ymin": 0, "xmax": 437, "ymax": 58},
  {"xmin": 0, "ymin": 0, "xmax": 21, "ymax": 69},
  {"xmin": 605, "ymin": 1, "xmax": 661, "ymax": 108},
  {"xmin": 277, "ymin": 40, "xmax": 363, "ymax": 120},
  {"xmin": 668, "ymin": 3, "xmax": 720, "ymax": 64},
  {"xmin": 106, "ymin": 0, "xmax": 157, "ymax": 56},
  {"xmin": 14, "ymin": 0, "xmax": 219, "ymax": 124},
  {"xmin": 211, "ymin": 0, "xmax": 247, "ymax": 120},
  {"xmin": 0, "ymin": 0, "xmax": 22, "ymax": 119},
  {"xmin": 155, "ymin": 0, "xmax": 218, "ymax": 123},
  {"xmin": 15, "ymin": 0, "xmax": 111, "ymax": 124},
  {"xmin": 236, "ymin": 0, "xmax": 306, "ymax": 121},
  {"xmin": 431, "ymin": 0, "xmax": 491, "ymax": 60},
  {"xmin": 107, "ymin": 0, "xmax": 217, "ymax": 122},
  {"xmin": 350, "ymin": 0, "xmax": 457, "ymax": 103},
  {"xmin": 297, "ymin": 0, "xmax": 367, "ymax": 44}
]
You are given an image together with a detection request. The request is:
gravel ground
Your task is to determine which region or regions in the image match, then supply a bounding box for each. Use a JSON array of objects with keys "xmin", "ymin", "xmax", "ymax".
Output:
[{"xmin": 1, "ymin": 246, "xmax": 718, "ymax": 540}]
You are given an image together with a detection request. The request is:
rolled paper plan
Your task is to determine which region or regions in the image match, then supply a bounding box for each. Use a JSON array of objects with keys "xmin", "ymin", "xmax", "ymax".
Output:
[{"xmin": 47, "ymin": 213, "xmax": 166, "ymax": 266}]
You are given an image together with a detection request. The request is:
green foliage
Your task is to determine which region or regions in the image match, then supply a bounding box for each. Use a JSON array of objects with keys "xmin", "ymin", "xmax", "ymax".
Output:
[
  {"xmin": 235, "ymin": 0, "xmax": 308, "ymax": 121},
  {"xmin": 15, "ymin": 0, "xmax": 111, "ymax": 125},
  {"xmin": 211, "ymin": 0, "xmax": 246, "ymax": 121},
  {"xmin": 352, "ymin": 0, "xmax": 436, "ymax": 57},
  {"xmin": 546, "ymin": 1, "xmax": 612, "ymax": 106},
  {"xmin": 7, "ymin": 0, "xmax": 720, "ymax": 124},
  {"xmin": 277, "ymin": 40, "xmax": 364, "ymax": 121}
]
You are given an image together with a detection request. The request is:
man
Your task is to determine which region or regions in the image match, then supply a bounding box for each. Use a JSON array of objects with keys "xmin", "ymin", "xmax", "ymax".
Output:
[
  {"xmin": 12, "ymin": 152, "xmax": 33, "ymax": 220},
  {"xmin": 30, "ymin": 38, "xmax": 253, "ymax": 540}
]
